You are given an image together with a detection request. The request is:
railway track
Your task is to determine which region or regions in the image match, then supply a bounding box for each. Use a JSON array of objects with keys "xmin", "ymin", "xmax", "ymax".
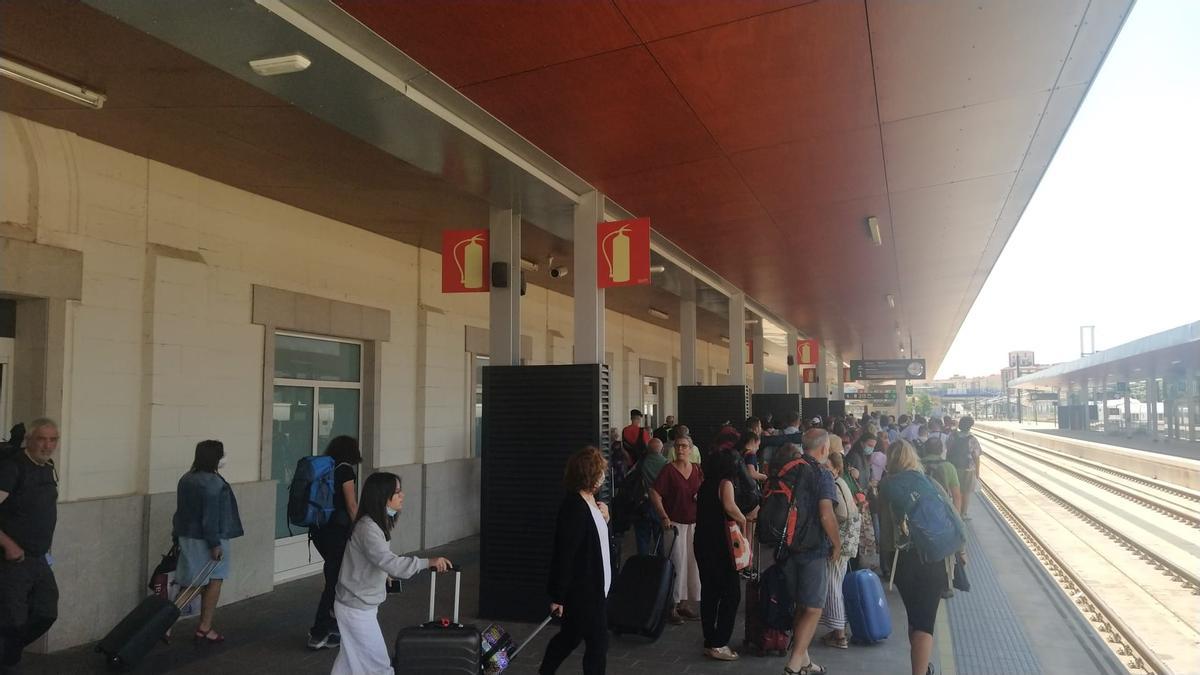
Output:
[{"xmin": 977, "ymin": 433, "xmax": 1200, "ymax": 674}]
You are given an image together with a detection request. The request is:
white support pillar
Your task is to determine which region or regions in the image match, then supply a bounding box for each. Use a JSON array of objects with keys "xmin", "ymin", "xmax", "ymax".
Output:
[
  {"xmin": 1188, "ymin": 365, "xmax": 1197, "ymax": 442},
  {"xmin": 810, "ymin": 345, "xmax": 828, "ymax": 398},
  {"xmin": 1100, "ymin": 375, "xmax": 1108, "ymax": 432},
  {"xmin": 1146, "ymin": 369, "xmax": 1158, "ymax": 441},
  {"xmin": 728, "ymin": 293, "xmax": 746, "ymax": 386},
  {"xmin": 751, "ymin": 317, "xmax": 765, "ymax": 394},
  {"xmin": 680, "ymin": 276, "xmax": 697, "ymax": 386},
  {"xmin": 895, "ymin": 379, "xmax": 908, "ymax": 416},
  {"xmin": 488, "ymin": 206, "xmax": 521, "ymax": 366},
  {"xmin": 573, "ymin": 191, "xmax": 605, "ymax": 364},
  {"xmin": 786, "ymin": 329, "xmax": 800, "ymax": 394},
  {"xmin": 832, "ymin": 353, "xmax": 844, "ymax": 401}
]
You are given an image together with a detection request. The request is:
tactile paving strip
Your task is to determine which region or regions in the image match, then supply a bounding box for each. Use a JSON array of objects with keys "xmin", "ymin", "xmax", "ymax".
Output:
[{"xmin": 947, "ymin": 502, "xmax": 1044, "ymax": 675}]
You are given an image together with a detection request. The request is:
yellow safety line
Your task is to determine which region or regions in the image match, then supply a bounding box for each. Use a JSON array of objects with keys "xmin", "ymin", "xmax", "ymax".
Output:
[{"xmin": 937, "ymin": 598, "xmax": 957, "ymax": 675}]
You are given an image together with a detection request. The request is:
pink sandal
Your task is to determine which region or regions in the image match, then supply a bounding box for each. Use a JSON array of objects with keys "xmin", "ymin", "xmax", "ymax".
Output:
[{"xmin": 194, "ymin": 628, "xmax": 225, "ymax": 644}]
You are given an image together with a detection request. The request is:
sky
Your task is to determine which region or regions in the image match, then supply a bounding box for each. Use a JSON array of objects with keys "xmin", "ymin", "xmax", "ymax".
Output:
[{"xmin": 935, "ymin": 0, "xmax": 1200, "ymax": 379}]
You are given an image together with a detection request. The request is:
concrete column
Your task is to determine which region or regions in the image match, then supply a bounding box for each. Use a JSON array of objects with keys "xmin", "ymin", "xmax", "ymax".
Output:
[
  {"xmin": 809, "ymin": 344, "xmax": 827, "ymax": 398},
  {"xmin": 1146, "ymin": 371, "xmax": 1158, "ymax": 441},
  {"xmin": 1188, "ymin": 365, "xmax": 1197, "ymax": 442},
  {"xmin": 680, "ymin": 276, "xmax": 697, "ymax": 386},
  {"xmin": 573, "ymin": 192, "xmax": 605, "ymax": 364},
  {"xmin": 728, "ymin": 293, "xmax": 746, "ymax": 385},
  {"xmin": 1100, "ymin": 375, "xmax": 1108, "ymax": 432},
  {"xmin": 751, "ymin": 316, "xmax": 765, "ymax": 394},
  {"xmin": 832, "ymin": 353, "xmax": 844, "ymax": 401},
  {"xmin": 895, "ymin": 379, "xmax": 907, "ymax": 416},
  {"xmin": 1123, "ymin": 377, "xmax": 1132, "ymax": 434},
  {"xmin": 786, "ymin": 328, "xmax": 800, "ymax": 394},
  {"xmin": 489, "ymin": 206, "xmax": 521, "ymax": 365}
]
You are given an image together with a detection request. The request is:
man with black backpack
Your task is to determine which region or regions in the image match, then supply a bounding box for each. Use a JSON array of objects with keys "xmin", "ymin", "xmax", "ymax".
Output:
[
  {"xmin": 947, "ymin": 417, "xmax": 982, "ymax": 520},
  {"xmin": 621, "ymin": 410, "xmax": 651, "ymax": 465},
  {"xmin": 777, "ymin": 429, "xmax": 840, "ymax": 675},
  {"xmin": 0, "ymin": 418, "xmax": 60, "ymax": 671}
]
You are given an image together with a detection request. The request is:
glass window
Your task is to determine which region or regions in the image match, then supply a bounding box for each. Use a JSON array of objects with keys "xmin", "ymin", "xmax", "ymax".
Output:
[
  {"xmin": 473, "ymin": 355, "xmax": 488, "ymax": 457},
  {"xmin": 274, "ymin": 334, "xmax": 361, "ymax": 382},
  {"xmin": 272, "ymin": 385, "xmax": 314, "ymax": 539},
  {"xmin": 318, "ymin": 387, "xmax": 360, "ymax": 451}
]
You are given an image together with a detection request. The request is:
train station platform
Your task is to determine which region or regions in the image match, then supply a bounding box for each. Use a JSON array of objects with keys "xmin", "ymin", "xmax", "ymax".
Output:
[
  {"xmin": 981, "ymin": 420, "xmax": 1200, "ymax": 462},
  {"xmin": 20, "ymin": 499, "xmax": 1122, "ymax": 675}
]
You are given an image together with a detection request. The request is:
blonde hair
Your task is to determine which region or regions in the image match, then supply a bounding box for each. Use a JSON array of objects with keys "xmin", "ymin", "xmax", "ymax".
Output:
[
  {"xmin": 886, "ymin": 439, "xmax": 922, "ymax": 474},
  {"xmin": 827, "ymin": 451, "xmax": 844, "ymax": 473}
]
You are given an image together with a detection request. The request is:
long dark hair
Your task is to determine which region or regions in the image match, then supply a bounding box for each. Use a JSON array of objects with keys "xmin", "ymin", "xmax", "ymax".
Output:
[
  {"xmin": 357, "ymin": 472, "xmax": 401, "ymax": 541},
  {"xmin": 324, "ymin": 435, "xmax": 362, "ymax": 465},
  {"xmin": 191, "ymin": 440, "xmax": 224, "ymax": 473}
]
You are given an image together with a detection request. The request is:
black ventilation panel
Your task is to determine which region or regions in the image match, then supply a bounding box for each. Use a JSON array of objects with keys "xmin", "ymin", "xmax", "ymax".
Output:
[
  {"xmin": 677, "ymin": 385, "xmax": 749, "ymax": 451},
  {"xmin": 751, "ymin": 393, "xmax": 801, "ymax": 428},
  {"xmin": 479, "ymin": 364, "xmax": 608, "ymax": 621}
]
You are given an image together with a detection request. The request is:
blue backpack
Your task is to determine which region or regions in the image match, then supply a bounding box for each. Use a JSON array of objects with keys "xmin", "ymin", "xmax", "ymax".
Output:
[
  {"xmin": 287, "ymin": 456, "xmax": 339, "ymax": 529},
  {"xmin": 903, "ymin": 477, "xmax": 965, "ymax": 563}
]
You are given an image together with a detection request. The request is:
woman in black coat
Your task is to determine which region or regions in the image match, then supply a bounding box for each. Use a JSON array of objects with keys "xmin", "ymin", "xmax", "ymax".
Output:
[{"xmin": 540, "ymin": 446, "xmax": 612, "ymax": 675}]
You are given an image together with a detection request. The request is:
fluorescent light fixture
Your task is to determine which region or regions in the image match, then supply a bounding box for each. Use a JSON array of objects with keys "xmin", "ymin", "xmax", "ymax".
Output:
[
  {"xmin": 0, "ymin": 56, "xmax": 106, "ymax": 109},
  {"xmin": 649, "ymin": 264, "xmax": 666, "ymax": 273},
  {"xmin": 885, "ymin": 294, "xmax": 895, "ymax": 308},
  {"xmin": 720, "ymin": 335, "xmax": 730, "ymax": 344},
  {"xmin": 866, "ymin": 216, "xmax": 882, "ymax": 246},
  {"xmin": 248, "ymin": 53, "xmax": 312, "ymax": 76},
  {"xmin": 648, "ymin": 308, "xmax": 670, "ymax": 321},
  {"xmin": 519, "ymin": 258, "xmax": 539, "ymax": 272}
]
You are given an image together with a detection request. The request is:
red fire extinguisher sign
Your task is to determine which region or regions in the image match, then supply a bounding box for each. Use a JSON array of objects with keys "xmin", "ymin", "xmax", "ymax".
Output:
[
  {"xmin": 597, "ymin": 218, "xmax": 651, "ymax": 289},
  {"xmin": 796, "ymin": 339, "xmax": 819, "ymax": 366},
  {"xmin": 442, "ymin": 229, "xmax": 490, "ymax": 293}
]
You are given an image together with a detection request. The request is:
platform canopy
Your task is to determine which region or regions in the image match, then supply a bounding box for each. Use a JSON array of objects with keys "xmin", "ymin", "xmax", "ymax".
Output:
[
  {"xmin": 1010, "ymin": 321, "xmax": 1200, "ymax": 389},
  {"xmin": 0, "ymin": 0, "xmax": 1133, "ymax": 373}
]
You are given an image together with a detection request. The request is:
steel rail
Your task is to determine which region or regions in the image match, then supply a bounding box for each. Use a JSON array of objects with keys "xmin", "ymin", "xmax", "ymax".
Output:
[
  {"xmin": 980, "ymin": 478, "xmax": 1172, "ymax": 675},
  {"xmin": 977, "ymin": 434, "xmax": 1200, "ymax": 530},
  {"xmin": 981, "ymin": 449, "xmax": 1200, "ymax": 594}
]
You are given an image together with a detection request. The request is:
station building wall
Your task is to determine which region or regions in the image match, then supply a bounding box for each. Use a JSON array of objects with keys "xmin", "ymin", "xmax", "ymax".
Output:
[{"xmin": 0, "ymin": 112, "xmax": 783, "ymax": 650}]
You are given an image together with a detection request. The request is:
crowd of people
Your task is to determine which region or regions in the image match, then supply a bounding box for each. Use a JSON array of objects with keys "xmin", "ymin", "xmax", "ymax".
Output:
[
  {"xmin": 549, "ymin": 408, "xmax": 980, "ymax": 675},
  {"xmin": 0, "ymin": 408, "xmax": 980, "ymax": 675}
]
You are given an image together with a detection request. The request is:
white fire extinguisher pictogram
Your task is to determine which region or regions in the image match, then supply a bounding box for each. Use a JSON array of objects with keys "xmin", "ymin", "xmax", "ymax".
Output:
[
  {"xmin": 799, "ymin": 341, "xmax": 812, "ymax": 364},
  {"xmin": 602, "ymin": 224, "xmax": 631, "ymax": 284},
  {"xmin": 453, "ymin": 234, "xmax": 485, "ymax": 289}
]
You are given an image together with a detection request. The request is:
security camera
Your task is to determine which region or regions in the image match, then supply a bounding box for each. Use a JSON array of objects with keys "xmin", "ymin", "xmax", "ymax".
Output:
[{"xmin": 550, "ymin": 266, "xmax": 569, "ymax": 278}]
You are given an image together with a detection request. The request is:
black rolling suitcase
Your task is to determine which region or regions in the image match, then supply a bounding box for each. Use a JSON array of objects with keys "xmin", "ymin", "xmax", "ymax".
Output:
[
  {"xmin": 392, "ymin": 566, "xmax": 480, "ymax": 674},
  {"xmin": 97, "ymin": 558, "xmax": 217, "ymax": 671},
  {"xmin": 607, "ymin": 525, "xmax": 677, "ymax": 640}
]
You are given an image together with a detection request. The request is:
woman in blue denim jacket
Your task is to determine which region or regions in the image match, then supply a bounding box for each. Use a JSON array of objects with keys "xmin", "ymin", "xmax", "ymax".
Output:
[{"xmin": 172, "ymin": 439, "xmax": 244, "ymax": 643}]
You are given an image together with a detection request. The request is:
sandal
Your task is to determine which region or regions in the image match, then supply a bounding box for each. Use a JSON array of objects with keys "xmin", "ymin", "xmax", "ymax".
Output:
[
  {"xmin": 821, "ymin": 633, "xmax": 848, "ymax": 649},
  {"xmin": 194, "ymin": 629, "xmax": 225, "ymax": 644},
  {"xmin": 786, "ymin": 663, "xmax": 827, "ymax": 675}
]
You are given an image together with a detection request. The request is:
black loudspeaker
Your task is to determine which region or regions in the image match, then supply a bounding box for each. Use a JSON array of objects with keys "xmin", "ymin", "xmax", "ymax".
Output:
[
  {"xmin": 787, "ymin": 355, "xmax": 795, "ymax": 366},
  {"xmin": 490, "ymin": 261, "xmax": 509, "ymax": 288},
  {"xmin": 751, "ymin": 394, "xmax": 801, "ymax": 429},
  {"xmin": 479, "ymin": 364, "xmax": 610, "ymax": 622},
  {"xmin": 828, "ymin": 400, "xmax": 846, "ymax": 418},
  {"xmin": 678, "ymin": 385, "xmax": 750, "ymax": 451}
]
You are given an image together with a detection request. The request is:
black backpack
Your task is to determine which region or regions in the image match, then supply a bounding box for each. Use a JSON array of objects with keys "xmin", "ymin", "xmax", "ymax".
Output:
[
  {"xmin": 0, "ymin": 423, "xmax": 28, "ymax": 512},
  {"xmin": 948, "ymin": 433, "xmax": 974, "ymax": 471},
  {"xmin": 733, "ymin": 454, "xmax": 761, "ymax": 515},
  {"xmin": 610, "ymin": 463, "xmax": 652, "ymax": 535},
  {"xmin": 621, "ymin": 428, "xmax": 648, "ymax": 464}
]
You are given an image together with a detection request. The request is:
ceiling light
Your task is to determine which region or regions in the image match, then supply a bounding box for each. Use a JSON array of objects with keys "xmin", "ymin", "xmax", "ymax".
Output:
[
  {"xmin": 885, "ymin": 294, "xmax": 895, "ymax": 309},
  {"xmin": 248, "ymin": 53, "xmax": 312, "ymax": 76},
  {"xmin": 720, "ymin": 335, "xmax": 730, "ymax": 344},
  {"xmin": 649, "ymin": 265, "xmax": 666, "ymax": 273},
  {"xmin": 866, "ymin": 216, "xmax": 882, "ymax": 246},
  {"xmin": 0, "ymin": 56, "xmax": 106, "ymax": 109},
  {"xmin": 519, "ymin": 258, "xmax": 539, "ymax": 272},
  {"xmin": 648, "ymin": 308, "xmax": 670, "ymax": 321}
]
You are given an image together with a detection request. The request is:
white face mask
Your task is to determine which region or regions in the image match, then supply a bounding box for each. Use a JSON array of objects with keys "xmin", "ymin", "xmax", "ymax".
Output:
[
  {"xmin": 386, "ymin": 506, "xmax": 398, "ymax": 517},
  {"xmin": 218, "ymin": 457, "xmax": 227, "ymax": 469}
]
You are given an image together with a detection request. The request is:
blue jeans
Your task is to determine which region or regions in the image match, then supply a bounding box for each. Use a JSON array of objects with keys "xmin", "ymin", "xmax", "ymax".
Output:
[{"xmin": 633, "ymin": 509, "xmax": 660, "ymax": 557}]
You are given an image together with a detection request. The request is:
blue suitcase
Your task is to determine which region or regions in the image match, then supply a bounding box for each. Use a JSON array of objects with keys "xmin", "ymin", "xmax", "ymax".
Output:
[{"xmin": 843, "ymin": 569, "xmax": 891, "ymax": 644}]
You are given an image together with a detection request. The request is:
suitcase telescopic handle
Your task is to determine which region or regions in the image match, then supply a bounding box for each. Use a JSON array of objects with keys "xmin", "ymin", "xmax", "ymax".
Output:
[{"xmin": 427, "ymin": 565, "xmax": 464, "ymax": 624}]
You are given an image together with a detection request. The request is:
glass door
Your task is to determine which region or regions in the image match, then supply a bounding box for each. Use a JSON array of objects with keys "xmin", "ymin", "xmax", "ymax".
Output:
[{"xmin": 271, "ymin": 333, "xmax": 362, "ymax": 582}]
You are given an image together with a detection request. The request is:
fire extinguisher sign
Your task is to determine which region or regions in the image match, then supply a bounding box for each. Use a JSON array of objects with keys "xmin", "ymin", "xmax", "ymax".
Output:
[
  {"xmin": 597, "ymin": 218, "xmax": 651, "ymax": 289},
  {"xmin": 442, "ymin": 229, "xmax": 490, "ymax": 293}
]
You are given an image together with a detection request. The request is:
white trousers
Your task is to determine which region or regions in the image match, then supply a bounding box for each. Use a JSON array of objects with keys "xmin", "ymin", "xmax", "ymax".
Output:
[
  {"xmin": 332, "ymin": 601, "xmax": 393, "ymax": 675},
  {"xmin": 663, "ymin": 523, "xmax": 701, "ymax": 606}
]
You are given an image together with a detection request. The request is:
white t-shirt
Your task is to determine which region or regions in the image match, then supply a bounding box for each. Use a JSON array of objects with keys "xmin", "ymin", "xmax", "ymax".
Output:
[{"xmin": 588, "ymin": 500, "xmax": 612, "ymax": 596}]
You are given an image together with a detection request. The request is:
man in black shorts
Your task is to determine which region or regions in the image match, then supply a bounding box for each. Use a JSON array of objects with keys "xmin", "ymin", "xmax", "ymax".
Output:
[{"xmin": 0, "ymin": 418, "xmax": 60, "ymax": 670}]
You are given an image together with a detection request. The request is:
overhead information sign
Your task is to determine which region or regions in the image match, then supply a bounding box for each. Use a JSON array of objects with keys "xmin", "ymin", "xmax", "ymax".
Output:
[
  {"xmin": 845, "ymin": 391, "xmax": 897, "ymax": 402},
  {"xmin": 849, "ymin": 359, "xmax": 926, "ymax": 381},
  {"xmin": 1029, "ymin": 392, "xmax": 1059, "ymax": 401}
]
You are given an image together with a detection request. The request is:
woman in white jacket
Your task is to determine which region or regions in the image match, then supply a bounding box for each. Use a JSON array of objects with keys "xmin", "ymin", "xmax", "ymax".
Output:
[{"xmin": 332, "ymin": 472, "xmax": 451, "ymax": 675}]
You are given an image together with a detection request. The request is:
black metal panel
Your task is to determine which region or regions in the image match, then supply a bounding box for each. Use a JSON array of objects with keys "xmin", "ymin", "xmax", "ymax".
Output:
[
  {"xmin": 802, "ymin": 397, "xmax": 829, "ymax": 422},
  {"xmin": 479, "ymin": 364, "xmax": 606, "ymax": 622},
  {"xmin": 828, "ymin": 400, "xmax": 846, "ymax": 419},
  {"xmin": 678, "ymin": 385, "xmax": 749, "ymax": 451},
  {"xmin": 751, "ymin": 393, "xmax": 801, "ymax": 429}
]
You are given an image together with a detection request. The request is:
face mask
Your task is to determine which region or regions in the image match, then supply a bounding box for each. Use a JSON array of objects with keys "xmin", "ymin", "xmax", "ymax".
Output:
[
  {"xmin": 386, "ymin": 506, "xmax": 398, "ymax": 517},
  {"xmin": 919, "ymin": 436, "xmax": 929, "ymax": 443},
  {"xmin": 218, "ymin": 457, "xmax": 227, "ymax": 469},
  {"xmin": 866, "ymin": 444, "xmax": 876, "ymax": 453}
]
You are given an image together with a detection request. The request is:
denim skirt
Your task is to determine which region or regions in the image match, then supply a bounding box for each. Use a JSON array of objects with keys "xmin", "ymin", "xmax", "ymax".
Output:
[{"xmin": 176, "ymin": 536, "xmax": 231, "ymax": 586}]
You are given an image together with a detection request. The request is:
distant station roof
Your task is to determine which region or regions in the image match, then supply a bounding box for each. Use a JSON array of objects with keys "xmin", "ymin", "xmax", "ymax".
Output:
[{"xmin": 1010, "ymin": 322, "xmax": 1200, "ymax": 388}]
